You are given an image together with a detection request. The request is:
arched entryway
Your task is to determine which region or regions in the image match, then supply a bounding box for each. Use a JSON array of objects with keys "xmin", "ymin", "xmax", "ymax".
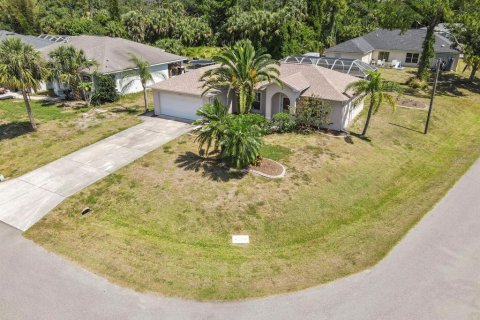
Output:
[{"xmin": 271, "ymin": 92, "xmax": 291, "ymax": 116}]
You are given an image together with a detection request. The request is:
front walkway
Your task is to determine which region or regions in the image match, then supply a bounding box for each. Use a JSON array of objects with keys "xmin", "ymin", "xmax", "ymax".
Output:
[{"xmin": 0, "ymin": 116, "xmax": 192, "ymax": 231}]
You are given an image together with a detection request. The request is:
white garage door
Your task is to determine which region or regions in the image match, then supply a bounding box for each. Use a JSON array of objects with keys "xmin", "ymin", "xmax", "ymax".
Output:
[{"xmin": 156, "ymin": 91, "xmax": 204, "ymax": 121}]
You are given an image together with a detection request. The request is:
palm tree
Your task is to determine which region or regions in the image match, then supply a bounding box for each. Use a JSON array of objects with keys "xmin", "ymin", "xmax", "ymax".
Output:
[
  {"xmin": 121, "ymin": 54, "xmax": 154, "ymax": 112},
  {"xmin": 0, "ymin": 37, "xmax": 46, "ymax": 131},
  {"xmin": 47, "ymin": 45, "xmax": 97, "ymax": 101},
  {"xmin": 345, "ymin": 71, "xmax": 400, "ymax": 137},
  {"xmin": 193, "ymin": 98, "xmax": 229, "ymax": 156},
  {"xmin": 201, "ymin": 40, "xmax": 281, "ymax": 114}
]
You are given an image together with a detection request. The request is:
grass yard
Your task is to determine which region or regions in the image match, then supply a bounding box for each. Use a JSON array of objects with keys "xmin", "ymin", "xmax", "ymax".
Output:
[
  {"xmin": 26, "ymin": 70, "xmax": 480, "ymax": 300},
  {"xmin": 0, "ymin": 93, "xmax": 147, "ymax": 178}
]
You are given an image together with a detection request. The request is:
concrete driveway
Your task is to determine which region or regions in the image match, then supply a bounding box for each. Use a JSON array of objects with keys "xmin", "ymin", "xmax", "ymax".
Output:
[
  {"xmin": 1, "ymin": 159, "xmax": 479, "ymax": 319},
  {"xmin": 0, "ymin": 116, "xmax": 192, "ymax": 231}
]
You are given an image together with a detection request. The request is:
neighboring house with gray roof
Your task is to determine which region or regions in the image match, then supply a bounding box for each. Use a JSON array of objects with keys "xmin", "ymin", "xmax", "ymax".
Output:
[
  {"xmin": 0, "ymin": 30, "xmax": 54, "ymax": 48},
  {"xmin": 40, "ymin": 35, "xmax": 185, "ymax": 96},
  {"xmin": 150, "ymin": 63, "xmax": 363, "ymax": 131},
  {"xmin": 325, "ymin": 29, "xmax": 461, "ymax": 71}
]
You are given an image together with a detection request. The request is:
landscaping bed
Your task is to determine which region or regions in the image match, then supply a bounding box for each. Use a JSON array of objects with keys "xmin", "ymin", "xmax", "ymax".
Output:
[
  {"xmin": 248, "ymin": 158, "xmax": 285, "ymax": 178},
  {"xmin": 397, "ymin": 97, "xmax": 428, "ymax": 109}
]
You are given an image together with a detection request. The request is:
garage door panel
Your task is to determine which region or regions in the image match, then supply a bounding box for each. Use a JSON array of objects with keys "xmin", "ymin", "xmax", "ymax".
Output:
[{"xmin": 158, "ymin": 92, "xmax": 203, "ymax": 121}]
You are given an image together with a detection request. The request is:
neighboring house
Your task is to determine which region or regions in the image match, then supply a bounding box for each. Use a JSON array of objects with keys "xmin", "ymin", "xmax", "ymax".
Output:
[
  {"xmin": 325, "ymin": 29, "xmax": 460, "ymax": 71},
  {"xmin": 150, "ymin": 63, "xmax": 363, "ymax": 131},
  {"xmin": 39, "ymin": 35, "xmax": 185, "ymax": 96},
  {"xmin": 422, "ymin": 23, "xmax": 459, "ymax": 41},
  {"xmin": 0, "ymin": 30, "xmax": 54, "ymax": 49}
]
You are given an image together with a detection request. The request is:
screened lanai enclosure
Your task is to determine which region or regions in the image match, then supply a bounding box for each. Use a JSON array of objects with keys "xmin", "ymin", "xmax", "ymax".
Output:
[{"xmin": 282, "ymin": 55, "xmax": 377, "ymax": 79}]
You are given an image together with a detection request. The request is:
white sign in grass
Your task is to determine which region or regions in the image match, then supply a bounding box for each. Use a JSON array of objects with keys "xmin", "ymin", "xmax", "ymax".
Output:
[{"xmin": 232, "ymin": 235, "xmax": 250, "ymax": 244}]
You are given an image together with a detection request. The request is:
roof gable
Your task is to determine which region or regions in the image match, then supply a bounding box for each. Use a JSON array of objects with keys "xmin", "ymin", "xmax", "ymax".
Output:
[{"xmin": 275, "ymin": 63, "xmax": 357, "ymax": 101}]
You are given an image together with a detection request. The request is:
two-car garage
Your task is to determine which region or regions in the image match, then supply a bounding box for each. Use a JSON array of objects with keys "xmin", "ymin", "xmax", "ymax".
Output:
[
  {"xmin": 152, "ymin": 91, "xmax": 204, "ymax": 121},
  {"xmin": 150, "ymin": 65, "xmax": 218, "ymax": 121}
]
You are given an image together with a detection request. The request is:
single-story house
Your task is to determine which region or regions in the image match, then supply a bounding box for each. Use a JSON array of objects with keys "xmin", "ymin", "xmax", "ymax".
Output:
[
  {"xmin": 40, "ymin": 35, "xmax": 185, "ymax": 96},
  {"xmin": 0, "ymin": 29, "xmax": 54, "ymax": 48},
  {"xmin": 150, "ymin": 63, "xmax": 363, "ymax": 131},
  {"xmin": 325, "ymin": 29, "xmax": 461, "ymax": 71}
]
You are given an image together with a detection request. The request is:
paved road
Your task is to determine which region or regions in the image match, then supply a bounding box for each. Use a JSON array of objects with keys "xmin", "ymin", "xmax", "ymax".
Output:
[
  {"xmin": 1, "ymin": 158, "xmax": 479, "ymax": 319},
  {"xmin": 0, "ymin": 116, "xmax": 192, "ymax": 231}
]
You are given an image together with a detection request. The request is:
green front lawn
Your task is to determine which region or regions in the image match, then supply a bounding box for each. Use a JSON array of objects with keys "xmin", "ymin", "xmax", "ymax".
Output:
[
  {"xmin": 26, "ymin": 70, "xmax": 480, "ymax": 300},
  {"xmin": 0, "ymin": 94, "xmax": 147, "ymax": 178}
]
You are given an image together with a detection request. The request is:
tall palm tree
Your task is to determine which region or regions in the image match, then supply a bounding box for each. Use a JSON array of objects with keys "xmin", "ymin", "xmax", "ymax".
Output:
[
  {"xmin": 345, "ymin": 71, "xmax": 400, "ymax": 137},
  {"xmin": 0, "ymin": 37, "xmax": 46, "ymax": 131},
  {"xmin": 121, "ymin": 54, "xmax": 154, "ymax": 112},
  {"xmin": 201, "ymin": 40, "xmax": 281, "ymax": 114},
  {"xmin": 47, "ymin": 45, "xmax": 97, "ymax": 101}
]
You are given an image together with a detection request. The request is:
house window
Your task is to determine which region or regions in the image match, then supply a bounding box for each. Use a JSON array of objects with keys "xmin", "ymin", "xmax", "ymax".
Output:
[
  {"xmin": 406, "ymin": 53, "xmax": 420, "ymax": 64},
  {"xmin": 378, "ymin": 51, "xmax": 390, "ymax": 62},
  {"xmin": 252, "ymin": 92, "xmax": 261, "ymax": 111}
]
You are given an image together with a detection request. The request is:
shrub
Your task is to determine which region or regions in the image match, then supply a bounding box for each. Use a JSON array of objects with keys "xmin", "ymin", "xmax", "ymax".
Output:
[
  {"xmin": 219, "ymin": 114, "xmax": 263, "ymax": 168},
  {"xmin": 407, "ymin": 77, "xmax": 428, "ymax": 90},
  {"xmin": 296, "ymin": 96, "xmax": 331, "ymax": 132},
  {"xmin": 269, "ymin": 112, "xmax": 297, "ymax": 133},
  {"xmin": 241, "ymin": 113, "xmax": 269, "ymax": 132},
  {"xmin": 194, "ymin": 100, "xmax": 264, "ymax": 168},
  {"xmin": 92, "ymin": 73, "xmax": 119, "ymax": 105},
  {"xmin": 194, "ymin": 99, "xmax": 229, "ymax": 155}
]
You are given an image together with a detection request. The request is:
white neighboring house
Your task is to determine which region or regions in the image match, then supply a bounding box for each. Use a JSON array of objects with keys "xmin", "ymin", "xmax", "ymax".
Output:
[
  {"xmin": 39, "ymin": 35, "xmax": 185, "ymax": 96},
  {"xmin": 325, "ymin": 29, "xmax": 461, "ymax": 71},
  {"xmin": 150, "ymin": 63, "xmax": 363, "ymax": 131}
]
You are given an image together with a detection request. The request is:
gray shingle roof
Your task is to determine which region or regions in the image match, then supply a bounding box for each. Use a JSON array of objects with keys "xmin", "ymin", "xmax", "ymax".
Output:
[
  {"xmin": 40, "ymin": 35, "xmax": 185, "ymax": 74},
  {"xmin": 326, "ymin": 29, "xmax": 459, "ymax": 54},
  {"xmin": 0, "ymin": 30, "xmax": 54, "ymax": 48},
  {"xmin": 325, "ymin": 37, "xmax": 374, "ymax": 54}
]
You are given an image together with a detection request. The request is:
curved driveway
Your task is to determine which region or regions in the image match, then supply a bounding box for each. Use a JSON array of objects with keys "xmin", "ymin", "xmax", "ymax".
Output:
[{"xmin": 1, "ymin": 160, "xmax": 480, "ymax": 319}]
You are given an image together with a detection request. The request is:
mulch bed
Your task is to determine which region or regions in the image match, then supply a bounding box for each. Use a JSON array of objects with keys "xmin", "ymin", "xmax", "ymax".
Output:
[
  {"xmin": 248, "ymin": 158, "xmax": 285, "ymax": 177},
  {"xmin": 397, "ymin": 97, "xmax": 427, "ymax": 109}
]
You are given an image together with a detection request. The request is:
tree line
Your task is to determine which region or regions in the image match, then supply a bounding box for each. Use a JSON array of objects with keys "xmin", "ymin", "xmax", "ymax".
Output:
[{"xmin": 0, "ymin": 0, "xmax": 479, "ymax": 80}]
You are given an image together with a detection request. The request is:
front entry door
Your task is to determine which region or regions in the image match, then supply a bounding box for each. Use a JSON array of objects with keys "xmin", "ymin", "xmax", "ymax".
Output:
[{"xmin": 282, "ymin": 97, "xmax": 290, "ymax": 113}]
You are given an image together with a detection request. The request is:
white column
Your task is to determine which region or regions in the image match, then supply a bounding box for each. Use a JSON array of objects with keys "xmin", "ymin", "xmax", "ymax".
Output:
[{"xmin": 265, "ymin": 89, "xmax": 273, "ymax": 119}]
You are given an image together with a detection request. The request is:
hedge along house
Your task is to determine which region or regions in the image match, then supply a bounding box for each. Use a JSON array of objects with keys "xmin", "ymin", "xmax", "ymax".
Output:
[
  {"xmin": 39, "ymin": 35, "xmax": 185, "ymax": 96},
  {"xmin": 325, "ymin": 29, "xmax": 461, "ymax": 71},
  {"xmin": 150, "ymin": 63, "xmax": 363, "ymax": 131}
]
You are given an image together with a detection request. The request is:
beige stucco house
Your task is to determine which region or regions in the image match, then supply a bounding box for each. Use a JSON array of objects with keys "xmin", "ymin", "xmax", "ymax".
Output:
[{"xmin": 150, "ymin": 63, "xmax": 363, "ymax": 131}]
